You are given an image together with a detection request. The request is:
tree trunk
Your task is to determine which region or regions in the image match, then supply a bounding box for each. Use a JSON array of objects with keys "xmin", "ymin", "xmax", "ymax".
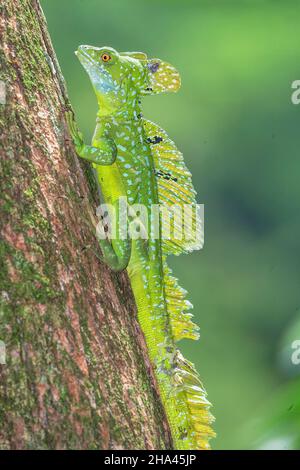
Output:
[{"xmin": 0, "ymin": 0, "xmax": 171, "ymax": 450}]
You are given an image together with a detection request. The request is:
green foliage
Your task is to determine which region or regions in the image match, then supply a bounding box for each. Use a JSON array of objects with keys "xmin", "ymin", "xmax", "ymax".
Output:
[{"xmin": 41, "ymin": 0, "xmax": 300, "ymax": 448}]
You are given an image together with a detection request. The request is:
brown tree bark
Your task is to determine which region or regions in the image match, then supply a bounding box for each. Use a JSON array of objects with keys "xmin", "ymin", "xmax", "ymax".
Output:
[{"xmin": 0, "ymin": 0, "xmax": 171, "ymax": 450}]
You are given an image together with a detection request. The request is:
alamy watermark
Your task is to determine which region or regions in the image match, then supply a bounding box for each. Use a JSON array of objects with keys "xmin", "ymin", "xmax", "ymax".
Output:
[
  {"xmin": 95, "ymin": 197, "xmax": 204, "ymax": 247},
  {"xmin": 0, "ymin": 81, "xmax": 6, "ymax": 105},
  {"xmin": 291, "ymin": 80, "xmax": 300, "ymax": 105},
  {"xmin": 0, "ymin": 341, "xmax": 6, "ymax": 365},
  {"xmin": 291, "ymin": 340, "xmax": 300, "ymax": 365}
]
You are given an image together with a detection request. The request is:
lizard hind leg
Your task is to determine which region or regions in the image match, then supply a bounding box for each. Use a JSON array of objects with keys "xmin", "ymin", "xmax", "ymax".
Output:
[
  {"xmin": 96, "ymin": 198, "xmax": 132, "ymax": 272},
  {"xmin": 98, "ymin": 237, "xmax": 131, "ymax": 272}
]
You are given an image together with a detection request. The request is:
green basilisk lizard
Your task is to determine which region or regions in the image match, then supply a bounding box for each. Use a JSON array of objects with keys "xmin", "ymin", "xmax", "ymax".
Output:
[{"xmin": 67, "ymin": 45, "xmax": 215, "ymax": 450}]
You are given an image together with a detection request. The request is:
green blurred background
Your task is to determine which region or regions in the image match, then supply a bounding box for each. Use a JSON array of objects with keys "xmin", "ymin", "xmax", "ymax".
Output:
[{"xmin": 41, "ymin": 0, "xmax": 300, "ymax": 449}]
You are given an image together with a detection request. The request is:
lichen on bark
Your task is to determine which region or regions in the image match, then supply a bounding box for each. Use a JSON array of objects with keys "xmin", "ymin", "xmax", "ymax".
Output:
[{"xmin": 0, "ymin": 0, "xmax": 172, "ymax": 450}]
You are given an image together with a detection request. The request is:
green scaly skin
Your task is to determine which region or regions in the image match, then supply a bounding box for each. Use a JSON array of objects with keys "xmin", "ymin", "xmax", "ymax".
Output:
[{"xmin": 67, "ymin": 45, "xmax": 215, "ymax": 449}]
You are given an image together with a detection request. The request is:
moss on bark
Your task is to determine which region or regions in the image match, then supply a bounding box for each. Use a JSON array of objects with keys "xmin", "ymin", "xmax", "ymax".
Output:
[{"xmin": 0, "ymin": 0, "xmax": 172, "ymax": 450}]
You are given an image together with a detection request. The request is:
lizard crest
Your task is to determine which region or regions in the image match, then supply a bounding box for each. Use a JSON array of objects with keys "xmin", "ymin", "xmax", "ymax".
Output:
[{"xmin": 70, "ymin": 45, "xmax": 215, "ymax": 450}]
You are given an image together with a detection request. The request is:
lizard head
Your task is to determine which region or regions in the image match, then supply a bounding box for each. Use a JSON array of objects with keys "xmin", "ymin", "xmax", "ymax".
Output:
[{"xmin": 76, "ymin": 45, "xmax": 181, "ymax": 116}]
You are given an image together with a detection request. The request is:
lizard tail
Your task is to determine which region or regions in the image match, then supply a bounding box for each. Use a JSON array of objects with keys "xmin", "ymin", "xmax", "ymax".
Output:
[
  {"xmin": 161, "ymin": 258, "xmax": 215, "ymax": 450},
  {"xmin": 129, "ymin": 254, "xmax": 215, "ymax": 450}
]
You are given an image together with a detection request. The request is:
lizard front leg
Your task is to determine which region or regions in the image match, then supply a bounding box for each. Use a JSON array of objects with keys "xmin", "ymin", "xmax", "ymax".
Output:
[{"xmin": 66, "ymin": 111, "xmax": 117, "ymax": 165}]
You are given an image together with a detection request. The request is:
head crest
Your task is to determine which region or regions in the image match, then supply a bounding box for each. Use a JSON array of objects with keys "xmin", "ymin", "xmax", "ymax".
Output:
[
  {"xmin": 120, "ymin": 51, "xmax": 181, "ymax": 95},
  {"xmin": 142, "ymin": 58, "xmax": 181, "ymax": 95}
]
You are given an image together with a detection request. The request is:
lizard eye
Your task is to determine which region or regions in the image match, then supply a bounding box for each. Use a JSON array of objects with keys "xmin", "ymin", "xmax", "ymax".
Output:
[{"xmin": 101, "ymin": 53, "xmax": 112, "ymax": 63}]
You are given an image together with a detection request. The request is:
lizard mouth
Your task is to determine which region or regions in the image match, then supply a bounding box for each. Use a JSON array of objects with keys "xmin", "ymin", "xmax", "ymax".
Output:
[{"xmin": 75, "ymin": 47, "xmax": 101, "ymax": 70}]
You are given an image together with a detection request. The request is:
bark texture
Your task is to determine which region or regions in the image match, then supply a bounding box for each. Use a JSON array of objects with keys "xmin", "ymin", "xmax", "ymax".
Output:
[{"xmin": 0, "ymin": 0, "xmax": 172, "ymax": 450}]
